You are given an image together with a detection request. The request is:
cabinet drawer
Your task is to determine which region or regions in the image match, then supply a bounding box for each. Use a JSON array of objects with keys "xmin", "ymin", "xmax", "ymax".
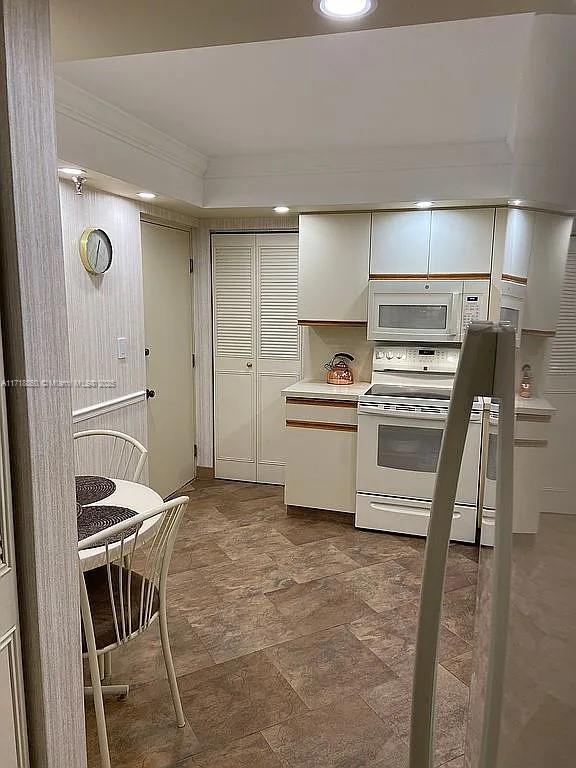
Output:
[
  {"xmin": 355, "ymin": 493, "xmax": 477, "ymax": 543},
  {"xmin": 286, "ymin": 397, "xmax": 358, "ymax": 426}
]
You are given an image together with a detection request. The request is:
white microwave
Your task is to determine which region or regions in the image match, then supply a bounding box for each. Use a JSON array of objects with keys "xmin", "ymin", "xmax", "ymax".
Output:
[
  {"xmin": 500, "ymin": 281, "xmax": 526, "ymax": 348},
  {"xmin": 368, "ymin": 279, "xmax": 490, "ymax": 343}
]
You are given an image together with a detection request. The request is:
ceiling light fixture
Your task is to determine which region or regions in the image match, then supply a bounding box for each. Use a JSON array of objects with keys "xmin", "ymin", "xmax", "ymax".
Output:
[
  {"xmin": 274, "ymin": 205, "xmax": 290, "ymax": 214},
  {"xmin": 314, "ymin": 0, "xmax": 377, "ymax": 20},
  {"xmin": 415, "ymin": 201, "xmax": 433, "ymax": 209},
  {"xmin": 509, "ymin": 199, "xmax": 523, "ymax": 206},
  {"xmin": 59, "ymin": 166, "xmax": 85, "ymax": 176},
  {"xmin": 137, "ymin": 191, "xmax": 157, "ymax": 200}
]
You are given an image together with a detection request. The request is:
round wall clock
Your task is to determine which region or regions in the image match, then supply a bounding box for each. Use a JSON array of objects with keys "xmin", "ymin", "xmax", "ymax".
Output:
[{"xmin": 79, "ymin": 227, "xmax": 113, "ymax": 275}]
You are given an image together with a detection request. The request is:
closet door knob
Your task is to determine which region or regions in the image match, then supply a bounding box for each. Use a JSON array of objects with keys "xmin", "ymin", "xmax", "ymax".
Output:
[{"xmin": 246, "ymin": 362, "xmax": 253, "ymax": 368}]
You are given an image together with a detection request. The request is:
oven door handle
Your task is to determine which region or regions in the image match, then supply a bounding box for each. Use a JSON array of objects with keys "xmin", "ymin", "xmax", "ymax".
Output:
[{"xmin": 358, "ymin": 405, "xmax": 448, "ymax": 420}]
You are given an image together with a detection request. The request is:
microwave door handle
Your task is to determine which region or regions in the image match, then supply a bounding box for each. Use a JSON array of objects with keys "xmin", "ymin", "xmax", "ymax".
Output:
[
  {"xmin": 477, "ymin": 326, "xmax": 516, "ymax": 768},
  {"xmin": 409, "ymin": 323, "xmax": 499, "ymax": 768},
  {"xmin": 447, "ymin": 292, "xmax": 461, "ymax": 336}
]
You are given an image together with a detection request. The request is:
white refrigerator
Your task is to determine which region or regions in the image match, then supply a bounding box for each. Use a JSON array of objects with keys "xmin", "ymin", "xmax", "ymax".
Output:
[{"xmin": 409, "ymin": 322, "xmax": 576, "ymax": 767}]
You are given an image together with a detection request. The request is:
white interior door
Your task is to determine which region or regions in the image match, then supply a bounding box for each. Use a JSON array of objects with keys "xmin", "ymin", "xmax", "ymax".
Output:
[
  {"xmin": 142, "ymin": 221, "xmax": 196, "ymax": 497},
  {"xmin": 213, "ymin": 232, "xmax": 300, "ymax": 484},
  {"xmin": 0, "ymin": 335, "xmax": 29, "ymax": 767}
]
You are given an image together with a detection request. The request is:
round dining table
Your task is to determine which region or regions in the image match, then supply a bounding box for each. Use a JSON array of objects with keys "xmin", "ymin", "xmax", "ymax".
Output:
[{"xmin": 79, "ymin": 478, "xmax": 164, "ymax": 572}]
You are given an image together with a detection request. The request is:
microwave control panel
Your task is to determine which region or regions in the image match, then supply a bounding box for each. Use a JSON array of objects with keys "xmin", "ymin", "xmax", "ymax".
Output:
[
  {"xmin": 373, "ymin": 346, "xmax": 460, "ymax": 373},
  {"xmin": 461, "ymin": 281, "xmax": 490, "ymax": 335}
]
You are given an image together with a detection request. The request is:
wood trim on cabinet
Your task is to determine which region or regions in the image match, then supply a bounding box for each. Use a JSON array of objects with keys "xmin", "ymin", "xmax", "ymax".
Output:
[
  {"xmin": 298, "ymin": 320, "xmax": 367, "ymax": 327},
  {"xmin": 369, "ymin": 273, "xmax": 429, "ymax": 280},
  {"xmin": 516, "ymin": 413, "xmax": 552, "ymax": 423},
  {"xmin": 522, "ymin": 329, "xmax": 556, "ymax": 337},
  {"xmin": 286, "ymin": 419, "xmax": 358, "ymax": 433},
  {"xmin": 286, "ymin": 397, "xmax": 358, "ymax": 408},
  {"xmin": 514, "ymin": 438, "xmax": 548, "ymax": 448},
  {"xmin": 502, "ymin": 274, "xmax": 528, "ymax": 285},
  {"xmin": 369, "ymin": 273, "xmax": 491, "ymax": 281}
]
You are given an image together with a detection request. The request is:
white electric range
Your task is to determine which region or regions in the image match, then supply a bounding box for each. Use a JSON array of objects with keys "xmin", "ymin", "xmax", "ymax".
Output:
[{"xmin": 355, "ymin": 345, "xmax": 482, "ymax": 543}]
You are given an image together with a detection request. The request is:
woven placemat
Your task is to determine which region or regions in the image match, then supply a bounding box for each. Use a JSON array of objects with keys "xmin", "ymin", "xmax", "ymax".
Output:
[
  {"xmin": 77, "ymin": 505, "xmax": 140, "ymax": 547},
  {"xmin": 76, "ymin": 475, "xmax": 116, "ymax": 505}
]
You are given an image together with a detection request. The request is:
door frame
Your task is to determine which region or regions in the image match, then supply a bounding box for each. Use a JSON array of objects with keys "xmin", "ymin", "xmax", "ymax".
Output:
[{"xmin": 0, "ymin": 1, "xmax": 86, "ymax": 766}]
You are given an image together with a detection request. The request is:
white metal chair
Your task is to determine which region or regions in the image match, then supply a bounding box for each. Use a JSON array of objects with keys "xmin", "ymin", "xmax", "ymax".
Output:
[
  {"xmin": 73, "ymin": 429, "xmax": 148, "ymax": 483},
  {"xmin": 79, "ymin": 497, "xmax": 189, "ymax": 768}
]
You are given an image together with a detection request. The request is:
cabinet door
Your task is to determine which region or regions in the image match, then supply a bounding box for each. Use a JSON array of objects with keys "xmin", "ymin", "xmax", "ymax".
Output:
[
  {"xmin": 213, "ymin": 234, "xmax": 257, "ymax": 481},
  {"xmin": 298, "ymin": 213, "xmax": 370, "ymax": 323},
  {"xmin": 429, "ymin": 208, "xmax": 495, "ymax": 277},
  {"xmin": 370, "ymin": 211, "xmax": 430, "ymax": 277},
  {"xmin": 503, "ymin": 208, "xmax": 534, "ymax": 282}
]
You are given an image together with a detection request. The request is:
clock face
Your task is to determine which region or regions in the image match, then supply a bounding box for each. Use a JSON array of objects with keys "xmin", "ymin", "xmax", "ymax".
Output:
[{"xmin": 80, "ymin": 228, "xmax": 113, "ymax": 275}]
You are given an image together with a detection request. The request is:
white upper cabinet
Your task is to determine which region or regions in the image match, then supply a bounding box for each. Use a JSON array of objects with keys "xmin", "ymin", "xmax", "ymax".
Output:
[
  {"xmin": 523, "ymin": 212, "xmax": 573, "ymax": 333},
  {"xmin": 503, "ymin": 208, "xmax": 534, "ymax": 282},
  {"xmin": 298, "ymin": 213, "xmax": 371, "ymax": 323},
  {"xmin": 429, "ymin": 208, "xmax": 495, "ymax": 276},
  {"xmin": 370, "ymin": 211, "xmax": 430, "ymax": 277}
]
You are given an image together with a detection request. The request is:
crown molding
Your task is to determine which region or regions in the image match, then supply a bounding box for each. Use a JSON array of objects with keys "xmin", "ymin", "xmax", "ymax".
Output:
[{"xmin": 54, "ymin": 76, "xmax": 208, "ymax": 178}]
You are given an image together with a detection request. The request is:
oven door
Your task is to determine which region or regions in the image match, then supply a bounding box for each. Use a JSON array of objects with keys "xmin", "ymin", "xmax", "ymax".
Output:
[
  {"xmin": 368, "ymin": 280, "xmax": 463, "ymax": 343},
  {"xmin": 357, "ymin": 406, "xmax": 481, "ymax": 505}
]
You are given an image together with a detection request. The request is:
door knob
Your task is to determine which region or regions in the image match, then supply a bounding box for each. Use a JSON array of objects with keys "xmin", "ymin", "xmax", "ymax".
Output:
[
  {"xmin": 246, "ymin": 362, "xmax": 253, "ymax": 368},
  {"xmin": 145, "ymin": 347, "xmax": 150, "ymax": 357},
  {"xmin": 146, "ymin": 388, "xmax": 156, "ymax": 399}
]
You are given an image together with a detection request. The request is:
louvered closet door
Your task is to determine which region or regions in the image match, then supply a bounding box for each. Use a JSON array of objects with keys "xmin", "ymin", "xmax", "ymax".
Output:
[
  {"xmin": 256, "ymin": 233, "xmax": 300, "ymax": 484},
  {"xmin": 213, "ymin": 234, "xmax": 257, "ymax": 481},
  {"xmin": 213, "ymin": 232, "xmax": 300, "ymax": 484}
]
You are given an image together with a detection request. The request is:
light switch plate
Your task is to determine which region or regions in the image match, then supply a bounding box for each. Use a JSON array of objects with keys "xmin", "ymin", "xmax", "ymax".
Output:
[{"xmin": 117, "ymin": 337, "xmax": 127, "ymax": 360}]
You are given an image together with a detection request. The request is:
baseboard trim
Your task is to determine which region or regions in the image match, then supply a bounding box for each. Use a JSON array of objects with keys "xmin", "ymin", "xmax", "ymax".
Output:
[
  {"xmin": 286, "ymin": 504, "xmax": 355, "ymax": 525},
  {"xmin": 196, "ymin": 466, "xmax": 215, "ymax": 479}
]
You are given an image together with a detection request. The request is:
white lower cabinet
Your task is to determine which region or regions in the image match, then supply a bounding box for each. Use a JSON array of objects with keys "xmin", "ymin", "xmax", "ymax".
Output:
[
  {"xmin": 213, "ymin": 233, "xmax": 300, "ymax": 483},
  {"xmin": 355, "ymin": 494, "xmax": 477, "ymax": 543},
  {"xmin": 284, "ymin": 401, "xmax": 357, "ymax": 513}
]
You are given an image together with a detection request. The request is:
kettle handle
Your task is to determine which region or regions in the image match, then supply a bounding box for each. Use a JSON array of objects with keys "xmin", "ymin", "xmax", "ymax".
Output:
[{"xmin": 334, "ymin": 352, "xmax": 354, "ymax": 362}]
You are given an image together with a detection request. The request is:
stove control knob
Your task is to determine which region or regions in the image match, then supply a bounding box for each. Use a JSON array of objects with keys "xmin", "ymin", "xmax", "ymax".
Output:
[
  {"xmin": 386, "ymin": 351, "xmax": 394, "ymax": 360},
  {"xmin": 376, "ymin": 351, "xmax": 383, "ymax": 359}
]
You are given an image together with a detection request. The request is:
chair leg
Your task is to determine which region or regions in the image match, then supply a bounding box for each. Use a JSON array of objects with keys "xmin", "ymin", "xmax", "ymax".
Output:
[
  {"xmin": 159, "ymin": 605, "xmax": 186, "ymax": 727},
  {"xmin": 104, "ymin": 651, "xmax": 112, "ymax": 681},
  {"xmin": 87, "ymin": 650, "xmax": 112, "ymax": 768}
]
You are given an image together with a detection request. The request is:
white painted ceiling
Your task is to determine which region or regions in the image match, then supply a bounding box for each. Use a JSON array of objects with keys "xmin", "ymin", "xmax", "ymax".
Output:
[{"xmin": 55, "ymin": 16, "xmax": 530, "ymax": 158}]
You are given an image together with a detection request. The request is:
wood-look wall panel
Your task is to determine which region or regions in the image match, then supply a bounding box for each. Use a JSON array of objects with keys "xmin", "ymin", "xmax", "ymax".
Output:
[
  {"xmin": 59, "ymin": 182, "xmax": 146, "ymax": 411},
  {"xmin": 192, "ymin": 216, "xmax": 298, "ymax": 467},
  {"xmin": 0, "ymin": 1, "xmax": 86, "ymax": 765}
]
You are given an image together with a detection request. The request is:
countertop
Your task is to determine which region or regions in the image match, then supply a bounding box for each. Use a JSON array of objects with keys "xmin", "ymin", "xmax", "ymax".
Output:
[
  {"xmin": 514, "ymin": 395, "xmax": 556, "ymax": 417},
  {"xmin": 282, "ymin": 380, "xmax": 372, "ymax": 401}
]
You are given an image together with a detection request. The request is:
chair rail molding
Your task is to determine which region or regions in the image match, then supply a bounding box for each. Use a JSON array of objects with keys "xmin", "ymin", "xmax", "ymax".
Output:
[{"xmin": 72, "ymin": 390, "xmax": 147, "ymax": 423}]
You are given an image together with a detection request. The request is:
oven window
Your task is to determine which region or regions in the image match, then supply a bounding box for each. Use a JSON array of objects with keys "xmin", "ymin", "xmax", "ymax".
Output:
[
  {"xmin": 486, "ymin": 432, "xmax": 498, "ymax": 481},
  {"xmin": 378, "ymin": 304, "xmax": 448, "ymax": 330},
  {"xmin": 500, "ymin": 306, "xmax": 520, "ymax": 333},
  {"xmin": 377, "ymin": 424, "xmax": 443, "ymax": 473}
]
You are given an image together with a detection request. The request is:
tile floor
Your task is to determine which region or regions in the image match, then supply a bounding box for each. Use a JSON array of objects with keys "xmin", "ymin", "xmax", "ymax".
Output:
[{"xmin": 85, "ymin": 478, "xmax": 478, "ymax": 768}]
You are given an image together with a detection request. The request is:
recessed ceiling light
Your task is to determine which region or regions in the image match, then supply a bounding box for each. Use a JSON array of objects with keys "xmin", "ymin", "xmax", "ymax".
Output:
[
  {"xmin": 59, "ymin": 166, "xmax": 85, "ymax": 176},
  {"xmin": 415, "ymin": 201, "xmax": 433, "ymax": 209},
  {"xmin": 314, "ymin": 0, "xmax": 377, "ymax": 20},
  {"xmin": 274, "ymin": 205, "xmax": 290, "ymax": 214},
  {"xmin": 137, "ymin": 191, "xmax": 157, "ymax": 200}
]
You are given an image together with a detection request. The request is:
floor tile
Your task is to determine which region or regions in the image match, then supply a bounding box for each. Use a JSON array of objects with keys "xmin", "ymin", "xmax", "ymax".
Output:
[
  {"xmin": 262, "ymin": 696, "xmax": 409, "ymax": 768},
  {"xmin": 178, "ymin": 651, "xmax": 306, "ymax": 749},
  {"xmin": 362, "ymin": 665, "xmax": 469, "ymax": 766},
  {"xmin": 349, "ymin": 601, "xmax": 470, "ymax": 679},
  {"xmin": 336, "ymin": 560, "xmax": 422, "ymax": 612},
  {"xmin": 216, "ymin": 522, "xmax": 297, "ymax": 560},
  {"xmin": 440, "ymin": 649, "xmax": 474, "ymax": 686},
  {"xmin": 184, "ymin": 733, "xmax": 284, "ymax": 768},
  {"xmin": 273, "ymin": 540, "xmax": 359, "ymax": 583},
  {"xmin": 442, "ymin": 585, "xmax": 477, "ymax": 643},
  {"xmin": 187, "ymin": 594, "xmax": 300, "ymax": 663},
  {"xmin": 439, "ymin": 758, "xmax": 464, "ymax": 767},
  {"xmin": 108, "ymin": 610, "xmax": 213, "ymax": 687},
  {"xmin": 394, "ymin": 549, "xmax": 478, "ymax": 593},
  {"xmin": 329, "ymin": 529, "xmax": 417, "ymax": 566},
  {"xmin": 216, "ymin": 498, "xmax": 288, "ymax": 526},
  {"xmin": 179, "ymin": 506, "xmax": 234, "ymax": 538},
  {"xmin": 85, "ymin": 678, "xmax": 201, "ymax": 768},
  {"xmin": 265, "ymin": 625, "xmax": 396, "ymax": 709},
  {"xmin": 170, "ymin": 538, "xmax": 232, "ymax": 574},
  {"xmin": 273, "ymin": 517, "xmax": 352, "ymax": 545},
  {"xmin": 266, "ymin": 576, "xmax": 378, "ymax": 635},
  {"xmin": 197, "ymin": 553, "xmax": 296, "ymax": 597}
]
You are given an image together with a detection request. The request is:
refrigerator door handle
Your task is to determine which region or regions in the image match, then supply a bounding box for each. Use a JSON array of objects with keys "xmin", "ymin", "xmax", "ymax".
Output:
[{"xmin": 409, "ymin": 324, "xmax": 500, "ymax": 768}]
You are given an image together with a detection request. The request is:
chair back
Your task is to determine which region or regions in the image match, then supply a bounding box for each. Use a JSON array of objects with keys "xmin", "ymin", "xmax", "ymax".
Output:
[
  {"xmin": 78, "ymin": 496, "xmax": 188, "ymax": 654},
  {"xmin": 74, "ymin": 429, "xmax": 148, "ymax": 482}
]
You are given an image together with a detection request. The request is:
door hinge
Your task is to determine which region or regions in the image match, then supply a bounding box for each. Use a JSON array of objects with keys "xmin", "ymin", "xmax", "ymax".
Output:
[
  {"xmin": 190, "ymin": 258, "xmax": 194, "ymax": 274},
  {"xmin": 194, "ymin": 444, "xmax": 198, "ymax": 459},
  {"xmin": 192, "ymin": 353, "xmax": 196, "ymax": 368}
]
